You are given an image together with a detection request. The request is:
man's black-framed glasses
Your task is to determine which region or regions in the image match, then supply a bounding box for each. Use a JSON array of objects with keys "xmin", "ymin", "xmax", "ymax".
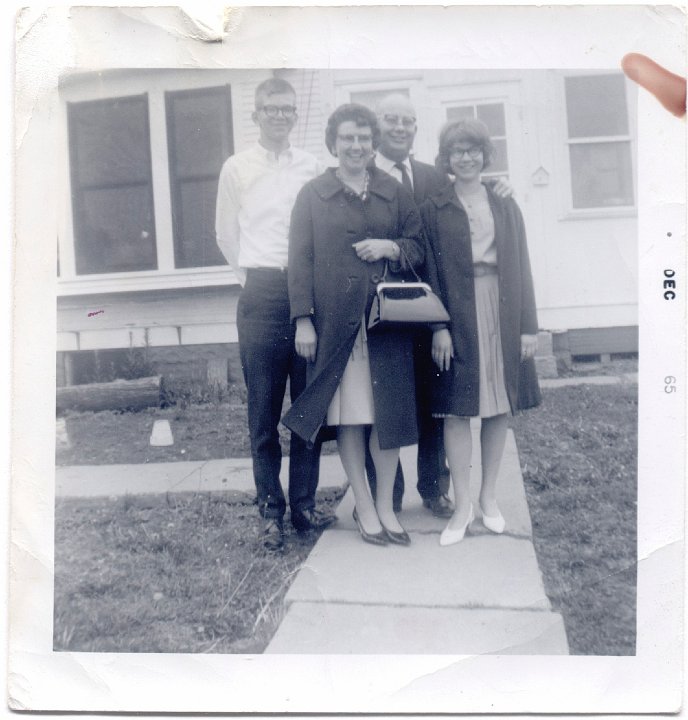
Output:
[{"xmin": 260, "ymin": 104, "xmax": 298, "ymax": 118}]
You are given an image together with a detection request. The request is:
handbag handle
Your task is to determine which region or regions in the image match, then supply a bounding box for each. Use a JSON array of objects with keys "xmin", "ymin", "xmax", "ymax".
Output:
[{"xmin": 381, "ymin": 241, "xmax": 423, "ymax": 283}]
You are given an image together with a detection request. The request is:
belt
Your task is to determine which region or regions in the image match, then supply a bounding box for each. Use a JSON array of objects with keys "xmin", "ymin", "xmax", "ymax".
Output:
[
  {"xmin": 473, "ymin": 263, "xmax": 498, "ymax": 277},
  {"xmin": 246, "ymin": 266, "xmax": 287, "ymax": 274}
]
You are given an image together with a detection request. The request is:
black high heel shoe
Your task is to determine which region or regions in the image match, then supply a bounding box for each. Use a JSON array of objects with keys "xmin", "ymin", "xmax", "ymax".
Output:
[
  {"xmin": 381, "ymin": 523, "xmax": 411, "ymax": 546},
  {"xmin": 353, "ymin": 508, "xmax": 388, "ymax": 546}
]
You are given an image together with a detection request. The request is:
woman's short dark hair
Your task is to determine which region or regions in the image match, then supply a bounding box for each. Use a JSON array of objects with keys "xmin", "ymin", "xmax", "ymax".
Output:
[
  {"xmin": 325, "ymin": 103, "xmax": 380, "ymax": 156},
  {"xmin": 435, "ymin": 117, "xmax": 496, "ymax": 174}
]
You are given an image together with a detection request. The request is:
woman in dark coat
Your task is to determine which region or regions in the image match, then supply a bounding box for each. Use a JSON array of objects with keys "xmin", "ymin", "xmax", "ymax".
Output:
[
  {"xmin": 282, "ymin": 103, "xmax": 424, "ymax": 546},
  {"xmin": 420, "ymin": 117, "xmax": 541, "ymax": 546}
]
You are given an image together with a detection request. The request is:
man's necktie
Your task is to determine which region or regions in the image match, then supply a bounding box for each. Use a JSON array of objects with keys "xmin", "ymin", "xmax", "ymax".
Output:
[{"xmin": 394, "ymin": 162, "xmax": 413, "ymax": 194}]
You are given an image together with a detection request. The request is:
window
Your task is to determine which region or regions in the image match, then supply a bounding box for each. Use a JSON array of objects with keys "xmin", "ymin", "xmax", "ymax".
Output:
[
  {"xmin": 446, "ymin": 103, "xmax": 509, "ymax": 182},
  {"xmin": 564, "ymin": 74, "xmax": 634, "ymax": 209},
  {"xmin": 166, "ymin": 86, "xmax": 233, "ymax": 269},
  {"xmin": 68, "ymin": 95, "xmax": 157, "ymax": 275}
]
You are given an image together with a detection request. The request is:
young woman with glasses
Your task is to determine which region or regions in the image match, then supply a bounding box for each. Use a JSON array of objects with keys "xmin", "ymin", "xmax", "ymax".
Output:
[{"xmin": 420, "ymin": 117, "xmax": 542, "ymax": 546}]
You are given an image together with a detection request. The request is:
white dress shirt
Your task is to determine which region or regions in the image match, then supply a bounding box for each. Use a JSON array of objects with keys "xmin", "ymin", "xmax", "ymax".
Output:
[
  {"xmin": 374, "ymin": 152, "xmax": 414, "ymax": 190},
  {"xmin": 215, "ymin": 143, "xmax": 322, "ymax": 286}
]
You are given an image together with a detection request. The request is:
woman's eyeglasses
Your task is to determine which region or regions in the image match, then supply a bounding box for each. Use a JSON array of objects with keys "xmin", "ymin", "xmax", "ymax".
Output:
[
  {"xmin": 260, "ymin": 105, "xmax": 297, "ymax": 118},
  {"xmin": 337, "ymin": 133, "xmax": 373, "ymax": 145},
  {"xmin": 450, "ymin": 146, "xmax": 483, "ymax": 160}
]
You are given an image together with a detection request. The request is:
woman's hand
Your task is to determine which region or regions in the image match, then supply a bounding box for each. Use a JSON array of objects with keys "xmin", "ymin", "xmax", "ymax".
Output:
[
  {"xmin": 520, "ymin": 334, "xmax": 538, "ymax": 361},
  {"xmin": 352, "ymin": 239, "xmax": 400, "ymax": 263},
  {"xmin": 432, "ymin": 328, "xmax": 454, "ymax": 372},
  {"xmin": 295, "ymin": 317, "xmax": 318, "ymax": 362}
]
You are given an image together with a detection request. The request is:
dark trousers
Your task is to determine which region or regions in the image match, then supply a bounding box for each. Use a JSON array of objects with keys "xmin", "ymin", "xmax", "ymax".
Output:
[
  {"xmin": 237, "ymin": 269, "xmax": 322, "ymax": 520},
  {"xmin": 367, "ymin": 326, "xmax": 450, "ymax": 508}
]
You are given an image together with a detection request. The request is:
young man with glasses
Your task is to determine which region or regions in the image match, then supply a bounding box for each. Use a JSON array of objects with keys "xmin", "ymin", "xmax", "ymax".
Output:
[{"xmin": 215, "ymin": 77, "xmax": 335, "ymax": 551}]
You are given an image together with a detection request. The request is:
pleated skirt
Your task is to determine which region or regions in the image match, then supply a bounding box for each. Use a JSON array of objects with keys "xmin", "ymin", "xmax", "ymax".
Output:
[
  {"xmin": 326, "ymin": 319, "xmax": 375, "ymax": 426},
  {"xmin": 435, "ymin": 272, "xmax": 510, "ymax": 419},
  {"xmin": 474, "ymin": 273, "xmax": 510, "ymax": 417}
]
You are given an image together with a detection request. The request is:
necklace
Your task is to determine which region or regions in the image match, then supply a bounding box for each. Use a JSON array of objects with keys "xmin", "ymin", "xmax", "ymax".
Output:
[{"xmin": 336, "ymin": 168, "xmax": 370, "ymax": 198}]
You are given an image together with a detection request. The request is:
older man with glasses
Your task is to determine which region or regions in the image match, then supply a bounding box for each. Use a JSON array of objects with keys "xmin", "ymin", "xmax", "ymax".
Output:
[{"xmin": 215, "ymin": 77, "xmax": 335, "ymax": 551}]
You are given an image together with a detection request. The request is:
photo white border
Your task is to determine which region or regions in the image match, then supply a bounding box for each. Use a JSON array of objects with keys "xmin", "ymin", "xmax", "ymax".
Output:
[{"xmin": 10, "ymin": 4, "xmax": 687, "ymax": 713}]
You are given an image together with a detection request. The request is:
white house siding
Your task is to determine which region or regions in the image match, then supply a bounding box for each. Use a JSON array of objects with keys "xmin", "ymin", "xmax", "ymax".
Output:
[
  {"xmin": 56, "ymin": 68, "xmax": 638, "ymax": 383},
  {"xmin": 279, "ymin": 69, "xmax": 329, "ymax": 162}
]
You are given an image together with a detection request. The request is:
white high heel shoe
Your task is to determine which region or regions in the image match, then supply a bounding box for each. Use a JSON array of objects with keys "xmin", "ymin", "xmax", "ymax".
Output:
[
  {"xmin": 480, "ymin": 505, "xmax": 506, "ymax": 534},
  {"xmin": 439, "ymin": 504, "xmax": 474, "ymax": 546}
]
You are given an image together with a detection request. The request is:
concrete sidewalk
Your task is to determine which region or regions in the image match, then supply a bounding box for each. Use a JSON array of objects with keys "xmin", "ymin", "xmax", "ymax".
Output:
[
  {"xmin": 56, "ymin": 453, "xmax": 347, "ymax": 498},
  {"xmin": 265, "ymin": 430, "xmax": 569, "ymax": 655}
]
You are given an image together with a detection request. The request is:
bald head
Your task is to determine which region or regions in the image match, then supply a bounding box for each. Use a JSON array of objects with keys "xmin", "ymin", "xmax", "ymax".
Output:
[
  {"xmin": 377, "ymin": 93, "xmax": 415, "ymax": 117},
  {"xmin": 376, "ymin": 93, "xmax": 418, "ymax": 163}
]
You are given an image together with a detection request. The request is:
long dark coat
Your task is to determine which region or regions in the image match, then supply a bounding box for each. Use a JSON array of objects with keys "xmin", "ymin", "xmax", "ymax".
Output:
[
  {"xmin": 282, "ymin": 167, "xmax": 425, "ymax": 449},
  {"xmin": 420, "ymin": 182, "xmax": 541, "ymax": 416}
]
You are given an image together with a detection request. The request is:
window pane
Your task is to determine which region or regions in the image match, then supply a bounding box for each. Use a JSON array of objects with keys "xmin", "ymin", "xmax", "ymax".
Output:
[
  {"xmin": 446, "ymin": 105, "xmax": 475, "ymax": 121},
  {"xmin": 477, "ymin": 103, "xmax": 506, "ymax": 136},
  {"xmin": 565, "ymin": 74, "xmax": 629, "ymax": 138},
  {"xmin": 166, "ymin": 86, "xmax": 233, "ymax": 268},
  {"xmin": 168, "ymin": 89, "xmax": 232, "ymax": 178},
  {"xmin": 68, "ymin": 94, "xmax": 157, "ymax": 275},
  {"xmin": 570, "ymin": 141, "xmax": 634, "ymax": 208},
  {"xmin": 70, "ymin": 97, "xmax": 151, "ymax": 186},
  {"xmin": 175, "ymin": 179, "xmax": 226, "ymax": 269},
  {"xmin": 74, "ymin": 186, "xmax": 157, "ymax": 274}
]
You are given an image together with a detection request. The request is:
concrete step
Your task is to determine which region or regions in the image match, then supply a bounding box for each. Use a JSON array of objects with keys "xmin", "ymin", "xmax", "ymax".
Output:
[{"xmin": 266, "ymin": 602, "xmax": 568, "ymax": 654}]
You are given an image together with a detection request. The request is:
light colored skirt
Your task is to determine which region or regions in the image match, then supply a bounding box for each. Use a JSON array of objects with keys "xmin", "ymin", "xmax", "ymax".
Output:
[
  {"xmin": 474, "ymin": 273, "xmax": 510, "ymax": 418},
  {"xmin": 435, "ymin": 272, "xmax": 510, "ymax": 419},
  {"xmin": 326, "ymin": 319, "xmax": 375, "ymax": 426}
]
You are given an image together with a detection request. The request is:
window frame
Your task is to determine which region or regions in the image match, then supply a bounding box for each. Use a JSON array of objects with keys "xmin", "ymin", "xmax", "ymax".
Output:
[
  {"xmin": 57, "ymin": 70, "xmax": 248, "ymax": 296},
  {"xmin": 433, "ymin": 80, "xmax": 526, "ymax": 196},
  {"xmin": 559, "ymin": 71, "xmax": 637, "ymax": 220}
]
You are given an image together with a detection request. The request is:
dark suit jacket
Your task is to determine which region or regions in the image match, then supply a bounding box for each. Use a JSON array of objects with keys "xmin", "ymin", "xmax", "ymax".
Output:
[
  {"xmin": 408, "ymin": 157, "xmax": 450, "ymax": 204},
  {"xmin": 371, "ymin": 155, "xmax": 449, "ymax": 206}
]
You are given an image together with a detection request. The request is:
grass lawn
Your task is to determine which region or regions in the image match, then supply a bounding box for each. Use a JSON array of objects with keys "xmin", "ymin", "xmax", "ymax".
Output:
[
  {"xmin": 54, "ymin": 488, "xmax": 343, "ymax": 653},
  {"xmin": 511, "ymin": 381, "xmax": 637, "ymax": 655},
  {"xmin": 56, "ymin": 383, "xmax": 336, "ymax": 465},
  {"xmin": 54, "ymin": 373, "xmax": 637, "ymax": 655}
]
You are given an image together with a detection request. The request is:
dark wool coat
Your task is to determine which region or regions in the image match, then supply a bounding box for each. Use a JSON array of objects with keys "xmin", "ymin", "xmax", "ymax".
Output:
[
  {"xmin": 282, "ymin": 167, "xmax": 425, "ymax": 449},
  {"xmin": 420, "ymin": 182, "xmax": 542, "ymax": 416}
]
